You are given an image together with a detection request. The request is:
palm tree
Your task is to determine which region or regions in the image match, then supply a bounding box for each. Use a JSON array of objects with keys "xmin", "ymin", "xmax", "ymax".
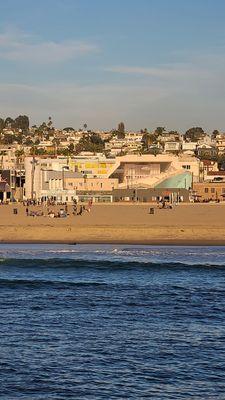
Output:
[{"xmin": 48, "ymin": 116, "xmax": 53, "ymax": 128}]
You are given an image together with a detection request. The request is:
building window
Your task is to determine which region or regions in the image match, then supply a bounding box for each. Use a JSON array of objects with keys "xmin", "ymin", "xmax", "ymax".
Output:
[
  {"xmin": 211, "ymin": 188, "xmax": 215, "ymax": 193},
  {"xmin": 205, "ymin": 188, "xmax": 209, "ymax": 193},
  {"xmin": 182, "ymin": 165, "xmax": 191, "ymax": 170}
]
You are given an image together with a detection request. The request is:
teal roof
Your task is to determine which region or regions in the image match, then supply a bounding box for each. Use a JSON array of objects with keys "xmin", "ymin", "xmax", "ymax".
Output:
[{"xmin": 155, "ymin": 172, "xmax": 192, "ymax": 189}]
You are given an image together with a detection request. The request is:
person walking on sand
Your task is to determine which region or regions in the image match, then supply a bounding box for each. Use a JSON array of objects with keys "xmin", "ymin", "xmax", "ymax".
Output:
[
  {"xmin": 26, "ymin": 207, "xmax": 29, "ymax": 216},
  {"xmin": 88, "ymin": 199, "xmax": 93, "ymax": 212},
  {"xmin": 77, "ymin": 205, "xmax": 83, "ymax": 216}
]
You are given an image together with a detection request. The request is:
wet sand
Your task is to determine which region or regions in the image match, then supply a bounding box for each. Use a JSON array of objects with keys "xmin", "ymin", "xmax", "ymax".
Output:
[{"xmin": 0, "ymin": 203, "xmax": 225, "ymax": 245}]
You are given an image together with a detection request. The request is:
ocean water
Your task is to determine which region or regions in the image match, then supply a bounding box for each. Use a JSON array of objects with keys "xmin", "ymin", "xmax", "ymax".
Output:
[{"xmin": 0, "ymin": 244, "xmax": 225, "ymax": 399}]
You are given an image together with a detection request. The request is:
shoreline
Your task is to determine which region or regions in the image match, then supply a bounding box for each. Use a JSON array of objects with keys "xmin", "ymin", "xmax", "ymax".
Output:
[
  {"xmin": 1, "ymin": 225, "xmax": 225, "ymax": 246},
  {"xmin": 1, "ymin": 239, "xmax": 225, "ymax": 246}
]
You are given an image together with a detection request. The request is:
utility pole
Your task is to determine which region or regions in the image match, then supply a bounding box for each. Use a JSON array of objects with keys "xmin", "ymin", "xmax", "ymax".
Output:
[
  {"xmin": 19, "ymin": 161, "xmax": 22, "ymax": 201},
  {"xmin": 62, "ymin": 166, "xmax": 65, "ymax": 190},
  {"xmin": 31, "ymin": 155, "xmax": 38, "ymax": 200}
]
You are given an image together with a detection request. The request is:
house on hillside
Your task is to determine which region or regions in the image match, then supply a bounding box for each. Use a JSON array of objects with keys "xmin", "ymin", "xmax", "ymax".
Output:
[{"xmin": 196, "ymin": 144, "xmax": 218, "ymax": 159}]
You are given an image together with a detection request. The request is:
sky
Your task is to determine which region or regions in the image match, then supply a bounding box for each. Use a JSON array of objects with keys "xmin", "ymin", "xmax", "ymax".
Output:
[{"xmin": 0, "ymin": 0, "xmax": 225, "ymax": 132}]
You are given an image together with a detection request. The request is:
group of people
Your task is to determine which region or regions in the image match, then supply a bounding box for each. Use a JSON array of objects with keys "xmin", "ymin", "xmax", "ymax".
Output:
[
  {"xmin": 23, "ymin": 198, "xmax": 69, "ymax": 207},
  {"xmin": 157, "ymin": 200, "xmax": 173, "ymax": 209},
  {"xmin": 25, "ymin": 209, "xmax": 44, "ymax": 217},
  {"xmin": 24, "ymin": 198, "xmax": 93, "ymax": 218},
  {"xmin": 73, "ymin": 199, "xmax": 93, "ymax": 216}
]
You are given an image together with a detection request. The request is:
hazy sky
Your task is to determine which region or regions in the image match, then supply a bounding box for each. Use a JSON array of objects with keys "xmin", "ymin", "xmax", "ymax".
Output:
[{"xmin": 0, "ymin": 0, "xmax": 225, "ymax": 132}]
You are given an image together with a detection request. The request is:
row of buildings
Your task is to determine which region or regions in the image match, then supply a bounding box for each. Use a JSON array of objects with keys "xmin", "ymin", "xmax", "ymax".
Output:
[
  {"xmin": 0, "ymin": 150, "xmax": 224, "ymax": 203},
  {"xmin": 1, "ymin": 125, "xmax": 225, "ymax": 203}
]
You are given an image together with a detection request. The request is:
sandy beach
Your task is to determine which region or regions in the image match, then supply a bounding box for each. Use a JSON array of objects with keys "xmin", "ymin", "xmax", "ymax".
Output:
[{"xmin": 0, "ymin": 203, "xmax": 225, "ymax": 245}]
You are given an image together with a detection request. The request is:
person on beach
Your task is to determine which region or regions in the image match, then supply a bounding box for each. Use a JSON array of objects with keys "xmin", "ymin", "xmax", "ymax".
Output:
[
  {"xmin": 77, "ymin": 205, "xmax": 83, "ymax": 216},
  {"xmin": 73, "ymin": 205, "xmax": 77, "ymax": 215},
  {"xmin": 87, "ymin": 199, "xmax": 93, "ymax": 212},
  {"xmin": 26, "ymin": 207, "xmax": 29, "ymax": 216}
]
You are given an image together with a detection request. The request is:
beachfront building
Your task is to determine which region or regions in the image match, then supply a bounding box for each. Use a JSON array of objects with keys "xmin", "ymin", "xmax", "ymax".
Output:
[
  {"xmin": 0, "ymin": 169, "xmax": 17, "ymax": 200},
  {"xmin": 24, "ymin": 153, "xmax": 201, "ymax": 202},
  {"xmin": 193, "ymin": 181, "xmax": 225, "ymax": 201},
  {"xmin": 25, "ymin": 156, "xmax": 71, "ymax": 200},
  {"xmin": 0, "ymin": 174, "xmax": 11, "ymax": 202},
  {"xmin": 24, "ymin": 155, "xmax": 118, "ymax": 202},
  {"xmin": 107, "ymin": 154, "xmax": 200, "ymax": 189},
  {"xmin": 112, "ymin": 188, "xmax": 190, "ymax": 203},
  {"xmin": 27, "ymin": 168, "xmax": 118, "ymax": 203},
  {"xmin": 64, "ymin": 176, "xmax": 118, "ymax": 192},
  {"xmin": 39, "ymin": 171, "xmax": 118, "ymax": 203}
]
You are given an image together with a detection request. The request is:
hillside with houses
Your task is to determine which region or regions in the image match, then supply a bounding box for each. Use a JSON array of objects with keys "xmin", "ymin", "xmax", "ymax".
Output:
[{"xmin": 1, "ymin": 115, "xmax": 225, "ymax": 203}]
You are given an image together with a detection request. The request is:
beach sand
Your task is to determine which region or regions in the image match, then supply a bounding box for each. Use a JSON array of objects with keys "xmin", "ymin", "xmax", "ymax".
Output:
[{"xmin": 0, "ymin": 203, "xmax": 225, "ymax": 245}]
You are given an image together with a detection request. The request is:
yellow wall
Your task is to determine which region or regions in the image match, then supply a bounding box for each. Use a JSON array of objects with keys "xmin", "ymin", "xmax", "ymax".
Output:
[{"xmin": 68, "ymin": 159, "xmax": 113, "ymax": 176}]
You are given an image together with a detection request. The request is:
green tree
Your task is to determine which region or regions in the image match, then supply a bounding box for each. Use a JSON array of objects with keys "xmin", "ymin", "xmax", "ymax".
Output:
[
  {"xmin": 15, "ymin": 149, "xmax": 24, "ymax": 158},
  {"xmin": 63, "ymin": 127, "xmax": 74, "ymax": 132},
  {"xmin": 3, "ymin": 134, "xmax": 14, "ymax": 145},
  {"xmin": 154, "ymin": 127, "xmax": 165, "ymax": 136},
  {"xmin": 52, "ymin": 138, "xmax": 60, "ymax": 156},
  {"xmin": 75, "ymin": 133, "xmax": 105, "ymax": 154},
  {"xmin": 39, "ymin": 122, "xmax": 47, "ymax": 130},
  {"xmin": 167, "ymin": 130, "xmax": 181, "ymax": 141},
  {"xmin": 4, "ymin": 117, "xmax": 14, "ymax": 128},
  {"xmin": 117, "ymin": 131, "xmax": 125, "ymax": 139},
  {"xmin": 14, "ymin": 115, "xmax": 29, "ymax": 131},
  {"xmin": 212, "ymin": 130, "xmax": 219, "ymax": 139},
  {"xmin": 91, "ymin": 133, "xmax": 104, "ymax": 145},
  {"xmin": 118, "ymin": 122, "xmax": 125, "ymax": 134},
  {"xmin": 141, "ymin": 131, "xmax": 158, "ymax": 152},
  {"xmin": 24, "ymin": 138, "xmax": 34, "ymax": 146},
  {"xmin": 184, "ymin": 127, "xmax": 205, "ymax": 142},
  {"xmin": 30, "ymin": 146, "xmax": 46, "ymax": 156},
  {"xmin": 142, "ymin": 133, "xmax": 154, "ymax": 149},
  {"xmin": 47, "ymin": 116, "xmax": 53, "ymax": 128},
  {"xmin": 68, "ymin": 143, "xmax": 75, "ymax": 154},
  {"xmin": 0, "ymin": 118, "xmax": 5, "ymax": 132},
  {"xmin": 16, "ymin": 133, "xmax": 23, "ymax": 144},
  {"xmin": 217, "ymin": 154, "xmax": 225, "ymax": 170}
]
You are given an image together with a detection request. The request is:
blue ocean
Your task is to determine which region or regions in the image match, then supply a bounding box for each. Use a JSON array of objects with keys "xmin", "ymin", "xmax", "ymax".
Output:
[{"xmin": 0, "ymin": 244, "xmax": 225, "ymax": 399}]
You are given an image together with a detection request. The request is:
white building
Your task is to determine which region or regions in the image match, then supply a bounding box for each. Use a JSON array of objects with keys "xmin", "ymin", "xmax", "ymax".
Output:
[
  {"xmin": 24, "ymin": 153, "xmax": 201, "ymax": 200},
  {"xmin": 164, "ymin": 141, "xmax": 181, "ymax": 153}
]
